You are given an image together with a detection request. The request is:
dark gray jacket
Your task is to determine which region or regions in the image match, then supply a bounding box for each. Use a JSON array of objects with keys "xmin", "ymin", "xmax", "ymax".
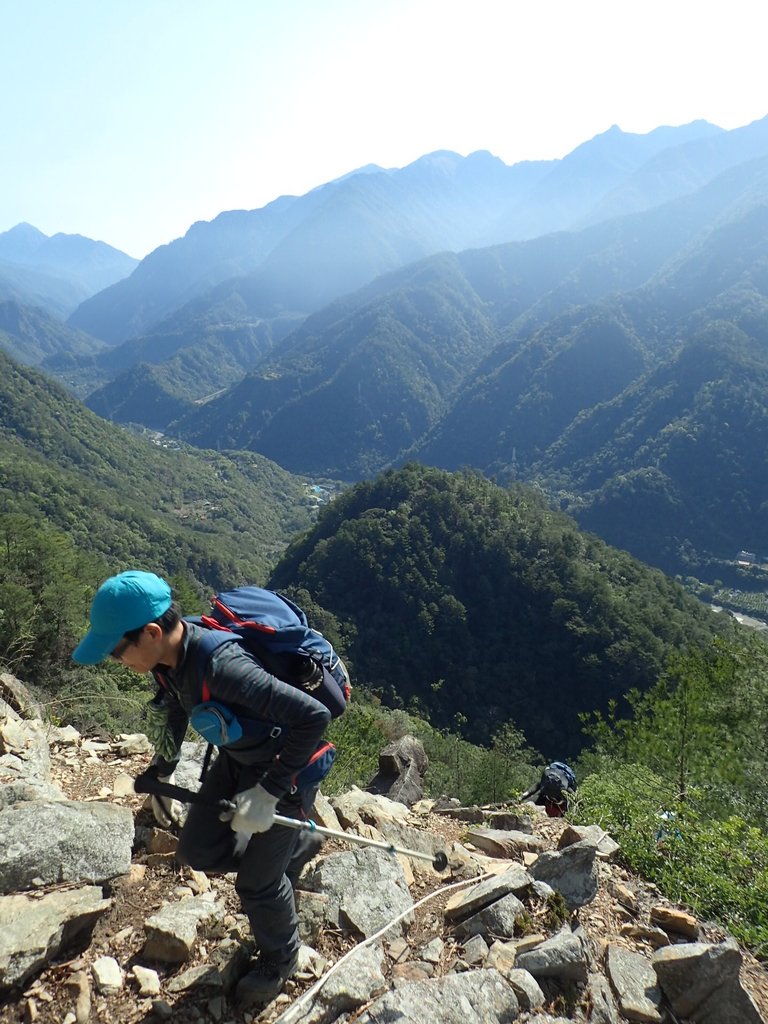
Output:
[{"xmin": 153, "ymin": 621, "xmax": 331, "ymax": 797}]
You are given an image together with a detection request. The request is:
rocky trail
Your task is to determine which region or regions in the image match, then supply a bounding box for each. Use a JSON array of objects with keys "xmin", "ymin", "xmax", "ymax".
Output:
[{"xmin": 1, "ymin": 685, "xmax": 767, "ymax": 1024}]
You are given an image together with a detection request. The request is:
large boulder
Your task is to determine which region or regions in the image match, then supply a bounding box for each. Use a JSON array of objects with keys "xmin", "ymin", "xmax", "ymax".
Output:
[{"xmin": 367, "ymin": 735, "xmax": 428, "ymax": 806}]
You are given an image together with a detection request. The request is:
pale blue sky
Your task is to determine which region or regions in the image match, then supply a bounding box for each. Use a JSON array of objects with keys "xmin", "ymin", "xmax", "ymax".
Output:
[{"xmin": 2, "ymin": 0, "xmax": 765, "ymax": 259}]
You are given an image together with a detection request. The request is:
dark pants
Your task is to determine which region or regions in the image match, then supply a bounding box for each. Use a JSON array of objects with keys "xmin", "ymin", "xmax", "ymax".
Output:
[{"xmin": 176, "ymin": 753, "xmax": 303, "ymax": 965}]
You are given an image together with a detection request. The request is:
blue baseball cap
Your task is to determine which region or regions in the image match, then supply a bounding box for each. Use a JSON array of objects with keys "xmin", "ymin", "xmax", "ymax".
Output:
[{"xmin": 72, "ymin": 570, "xmax": 172, "ymax": 664}]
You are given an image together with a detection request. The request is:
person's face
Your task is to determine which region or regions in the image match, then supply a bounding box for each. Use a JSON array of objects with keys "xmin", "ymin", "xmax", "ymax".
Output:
[{"xmin": 110, "ymin": 623, "xmax": 164, "ymax": 673}]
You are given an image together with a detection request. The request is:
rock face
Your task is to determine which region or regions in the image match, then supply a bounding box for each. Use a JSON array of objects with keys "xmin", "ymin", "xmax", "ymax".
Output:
[
  {"xmin": 366, "ymin": 735, "xmax": 429, "ymax": 806},
  {"xmin": 1, "ymin": 702, "xmax": 766, "ymax": 1024}
]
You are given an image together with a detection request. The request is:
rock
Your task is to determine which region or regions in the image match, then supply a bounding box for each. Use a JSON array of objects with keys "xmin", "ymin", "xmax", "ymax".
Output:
[
  {"xmin": 558, "ymin": 823, "xmax": 620, "ymax": 860},
  {"xmin": 529, "ymin": 838, "xmax": 599, "ymax": 907},
  {"xmin": 0, "ymin": 778, "xmax": 66, "ymax": 809},
  {"xmin": 432, "ymin": 795, "xmax": 460, "ymax": 810},
  {"xmin": 485, "ymin": 810, "xmax": 534, "ymax": 833},
  {"xmin": 620, "ymin": 923, "xmax": 670, "ymax": 948},
  {"xmin": 311, "ymin": 789, "xmax": 343, "ymax": 830},
  {"xmin": 454, "ymin": 892, "xmax": 526, "ymax": 940},
  {"xmin": 649, "ymin": 904, "xmax": 699, "ymax": 939},
  {"xmin": 421, "ymin": 937, "xmax": 444, "ymax": 963},
  {"xmin": 0, "ymin": 718, "xmax": 51, "ymax": 781},
  {"xmin": 0, "ymin": 886, "xmax": 111, "ymax": 990},
  {"xmin": 653, "ymin": 937, "xmax": 764, "ymax": 1024},
  {"xmin": 585, "ymin": 971, "xmax": 621, "ymax": 1024},
  {"xmin": 207, "ymin": 936, "xmax": 251, "ymax": 993},
  {"xmin": 297, "ymin": 943, "xmax": 328, "ymax": 979},
  {"xmin": 605, "ymin": 944, "xmax": 662, "ymax": 1023},
  {"xmin": 165, "ymin": 964, "xmax": 223, "ymax": 993},
  {"xmin": 444, "ymin": 863, "xmax": 533, "ymax": 921},
  {"xmin": 0, "ymin": 673, "xmax": 45, "ymax": 720},
  {"xmin": 355, "ymin": 968, "xmax": 519, "ymax": 1023},
  {"xmin": 296, "ymin": 890, "xmax": 332, "ymax": 944},
  {"xmin": 66, "ymin": 969, "xmax": 91, "ymax": 1024},
  {"xmin": 486, "ymin": 939, "xmax": 517, "ymax": 977},
  {"xmin": 0, "ymin": 800, "xmax": 134, "ymax": 893},
  {"xmin": 465, "ymin": 827, "xmax": 545, "ymax": 858},
  {"xmin": 275, "ymin": 945, "xmax": 387, "ymax": 1024},
  {"xmin": 113, "ymin": 733, "xmax": 152, "ymax": 755},
  {"xmin": 302, "ymin": 846, "xmax": 414, "ymax": 938},
  {"xmin": 330, "ymin": 785, "xmax": 411, "ymax": 830},
  {"xmin": 461, "ymin": 934, "xmax": 489, "ymax": 965},
  {"xmin": 513, "ymin": 933, "xmax": 548, "ymax": 953},
  {"xmin": 411, "ymin": 798, "xmax": 436, "ymax": 815},
  {"xmin": 610, "ymin": 880, "xmax": 639, "ymax": 913},
  {"xmin": 393, "ymin": 961, "xmax": 433, "ymax": 980},
  {"xmin": 433, "ymin": 805, "xmax": 486, "ymax": 823},
  {"xmin": 48, "ymin": 724, "xmax": 81, "ymax": 745},
  {"xmin": 367, "ymin": 735, "xmax": 429, "ymax": 806},
  {"xmin": 142, "ymin": 894, "xmax": 224, "ymax": 963},
  {"xmin": 516, "ymin": 926, "xmax": 589, "ymax": 983},
  {"xmin": 91, "ymin": 955, "xmax": 122, "ymax": 994},
  {"xmin": 506, "ymin": 967, "xmax": 546, "ymax": 1011},
  {"xmin": 132, "ymin": 965, "xmax": 161, "ymax": 996}
]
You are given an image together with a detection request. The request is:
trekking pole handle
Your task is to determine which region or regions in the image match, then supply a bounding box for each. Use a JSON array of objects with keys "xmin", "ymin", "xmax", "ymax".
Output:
[{"xmin": 133, "ymin": 772, "xmax": 235, "ymax": 814}]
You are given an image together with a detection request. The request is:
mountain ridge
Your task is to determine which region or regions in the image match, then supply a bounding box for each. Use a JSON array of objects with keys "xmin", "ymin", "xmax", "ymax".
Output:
[
  {"xmin": 0, "ymin": 224, "xmax": 138, "ymax": 317},
  {"xmin": 66, "ymin": 119, "xmax": 743, "ymax": 345}
]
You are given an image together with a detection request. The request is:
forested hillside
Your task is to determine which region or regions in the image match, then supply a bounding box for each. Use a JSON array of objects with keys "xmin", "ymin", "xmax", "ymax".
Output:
[
  {"xmin": 99, "ymin": 154, "xmax": 768, "ymax": 462},
  {"xmin": 0, "ymin": 300, "xmax": 106, "ymax": 368},
  {"xmin": 540, "ymin": 322, "xmax": 768, "ymax": 568},
  {"xmin": 268, "ymin": 464, "xmax": 730, "ymax": 755},
  {"xmin": 0, "ymin": 349, "xmax": 315, "ymax": 588},
  {"xmin": 81, "ymin": 309, "xmax": 303, "ymax": 416},
  {"xmin": 6, "ymin": 125, "xmax": 757, "ymax": 590}
]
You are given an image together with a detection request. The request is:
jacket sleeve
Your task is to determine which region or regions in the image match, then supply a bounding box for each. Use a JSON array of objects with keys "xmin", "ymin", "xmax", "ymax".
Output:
[
  {"xmin": 205, "ymin": 641, "xmax": 332, "ymax": 797},
  {"xmin": 149, "ymin": 686, "xmax": 190, "ymax": 776}
]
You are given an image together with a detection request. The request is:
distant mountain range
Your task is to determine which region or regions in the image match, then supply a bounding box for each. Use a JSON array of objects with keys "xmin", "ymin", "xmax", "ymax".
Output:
[
  {"xmin": 4, "ymin": 115, "xmax": 768, "ymax": 580},
  {"xmin": 65, "ymin": 118, "xmax": 768, "ymax": 347},
  {"xmin": 0, "ymin": 223, "xmax": 137, "ymax": 318}
]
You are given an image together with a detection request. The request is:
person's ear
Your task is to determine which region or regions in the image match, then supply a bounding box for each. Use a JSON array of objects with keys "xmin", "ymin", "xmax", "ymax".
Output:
[{"xmin": 144, "ymin": 622, "xmax": 164, "ymax": 642}]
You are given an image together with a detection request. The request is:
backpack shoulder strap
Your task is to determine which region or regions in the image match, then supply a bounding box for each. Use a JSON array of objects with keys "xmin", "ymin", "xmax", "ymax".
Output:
[{"xmin": 184, "ymin": 619, "xmax": 242, "ymax": 703}]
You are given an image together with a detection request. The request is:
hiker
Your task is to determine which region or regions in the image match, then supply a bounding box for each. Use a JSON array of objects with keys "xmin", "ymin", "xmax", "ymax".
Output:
[
  {"xmin": 521, "ymin": 761, "xmax": 577, "ymax": 817},
  {"xmin": 72, "ymin": 570, "xmax": 335, "ymax": 1008}
]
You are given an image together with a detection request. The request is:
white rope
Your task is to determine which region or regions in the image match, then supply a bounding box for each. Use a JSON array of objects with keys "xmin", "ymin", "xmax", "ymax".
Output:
[{"xmin": 272, "ymin": 868, "xmax": 497, "ymax": 1024}]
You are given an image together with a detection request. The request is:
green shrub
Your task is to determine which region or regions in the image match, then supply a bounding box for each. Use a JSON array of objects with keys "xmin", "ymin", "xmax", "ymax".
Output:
[{"xmin": 576, "ymin": 763, "xmax": 768, "ymax": 959}]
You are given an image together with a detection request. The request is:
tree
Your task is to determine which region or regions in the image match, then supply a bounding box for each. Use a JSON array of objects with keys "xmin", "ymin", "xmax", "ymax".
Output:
[{"xmin": 581, "ymin": 635, "xmax": 768, "ymax": 828}]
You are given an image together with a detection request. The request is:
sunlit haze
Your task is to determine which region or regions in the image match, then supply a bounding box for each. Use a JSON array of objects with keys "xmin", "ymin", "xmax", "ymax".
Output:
[{"xmin": 2, "ymin": 0, "xmax": 765, "ymax": 258}]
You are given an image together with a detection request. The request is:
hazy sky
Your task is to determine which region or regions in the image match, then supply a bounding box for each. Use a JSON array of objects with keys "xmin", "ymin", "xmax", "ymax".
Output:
[{"xmin": 2, "ymin": 0, "xmax": 766, "ymax": 259}]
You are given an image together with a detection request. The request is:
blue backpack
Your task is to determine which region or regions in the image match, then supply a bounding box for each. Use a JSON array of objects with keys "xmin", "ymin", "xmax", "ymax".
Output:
[
  {"xmin": 191, "ymin": 586, "xmax": 349, "ymax": 713},
  {"xmin": 540, "ymin": 761, "xmax": 577, "ymax": 802},
  {"xmin": 184, "ymin": 587, "xmax": 350, "ymax": 793}
]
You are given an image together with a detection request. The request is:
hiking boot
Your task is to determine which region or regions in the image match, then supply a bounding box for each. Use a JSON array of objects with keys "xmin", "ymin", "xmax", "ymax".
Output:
[
  {"xmin": 235, "ymin": 951, "xmax": 299, "ymax": 1008},
  {"xmin": 286, "ymin": 832, "xmax": 323, "ymax": 889}
]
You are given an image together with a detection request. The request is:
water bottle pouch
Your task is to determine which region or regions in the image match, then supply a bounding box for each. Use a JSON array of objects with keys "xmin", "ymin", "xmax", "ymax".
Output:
[{"xmin": 189, "ymin": 701, "xmax": 244, "ymax": 746}]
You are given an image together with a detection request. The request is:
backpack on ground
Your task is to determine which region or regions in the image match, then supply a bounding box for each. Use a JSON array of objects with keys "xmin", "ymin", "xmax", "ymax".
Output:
[{"xmin": 547, "ymin": 761, "xmax": 577, "ymax": 793}]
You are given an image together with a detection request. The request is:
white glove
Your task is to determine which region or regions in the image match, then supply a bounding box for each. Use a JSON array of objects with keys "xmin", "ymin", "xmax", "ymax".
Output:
[
  {"xmin": 149, "ymin": 773, "xmax": 184, "ymax": 828},
  {"xmin": 228, "ymin": 783, "xmax": 279, "ymax": 835}
]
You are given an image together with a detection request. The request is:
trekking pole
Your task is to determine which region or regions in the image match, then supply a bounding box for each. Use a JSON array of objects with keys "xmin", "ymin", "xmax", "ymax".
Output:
[
  {"xmin": 271, "ymin": 813, "xmax": 449, "ymax": 871},
  {"xmin": 133, "ymin": 774, "xmax": 449, "ymax": 871}
]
